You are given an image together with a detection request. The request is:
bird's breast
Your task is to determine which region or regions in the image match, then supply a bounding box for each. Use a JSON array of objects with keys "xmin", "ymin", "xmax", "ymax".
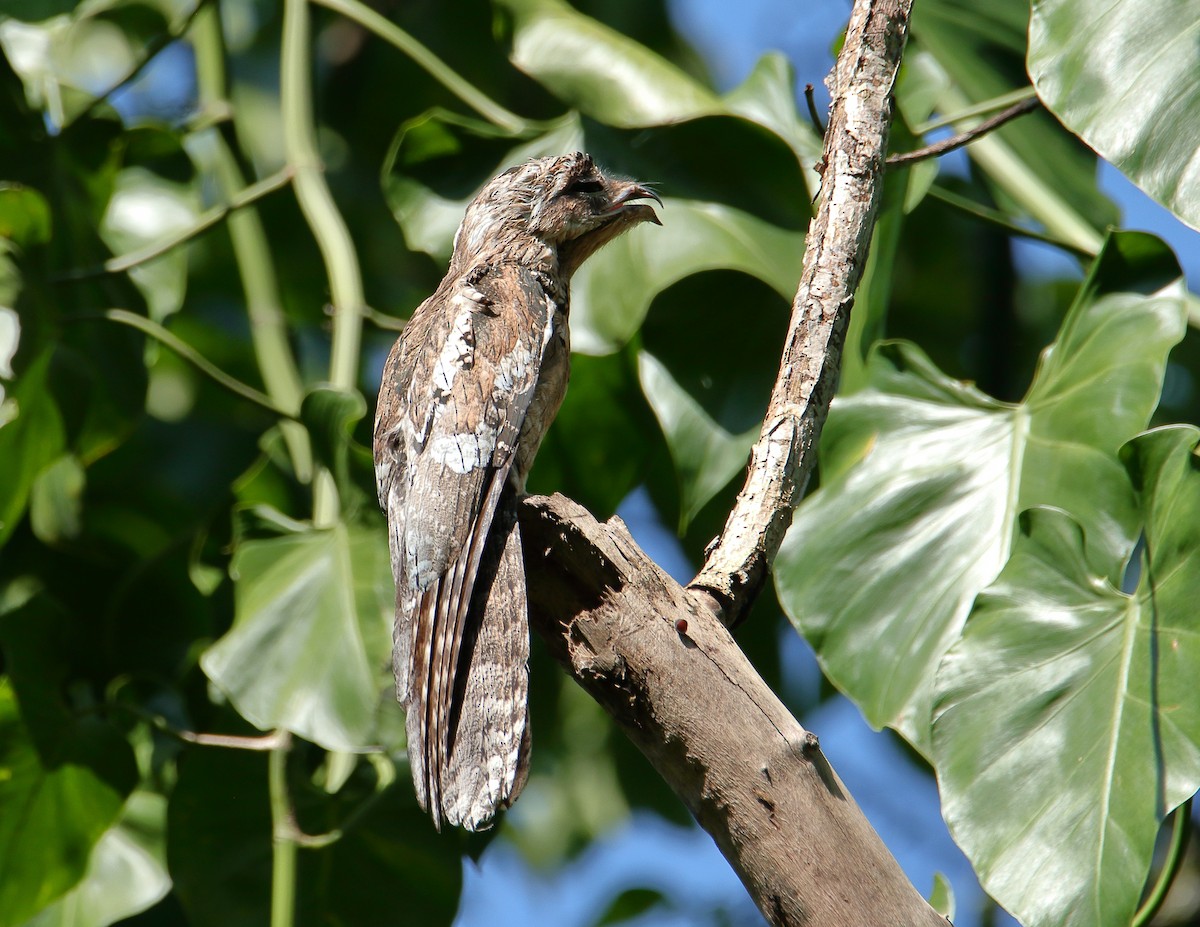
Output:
[{"xmin": 512, "ymin": 308, "xmax": 570, "ymax": 491}]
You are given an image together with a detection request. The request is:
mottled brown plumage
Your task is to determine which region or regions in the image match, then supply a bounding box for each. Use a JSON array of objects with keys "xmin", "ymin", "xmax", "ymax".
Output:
[{"xmin": 374, "ymin": 152, "xmax": 660, "ymax": 830}]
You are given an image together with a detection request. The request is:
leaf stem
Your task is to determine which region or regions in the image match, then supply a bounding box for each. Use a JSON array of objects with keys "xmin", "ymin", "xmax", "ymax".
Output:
[
  {"xmin": 281, "ymin": 0, "xmax": 368, "ymax": 526},
  {"xmin": 190, "ymin": 2, "xmax": 313, "ymax": 481},
  {"xmin": 926, "ymin": 184, "xmax": 1094, "ymax": 257},
  {"xmin": 312, "ymin": 0, "xmax": 530, "ymax": 134},
  {"xmin": 54, "ymin": 168, "xmax": 294, "ymax": 282},
  {"xmin": 102, "ymin": 309, "xmax": 293, "ymax": 417},
  {"xmin": 269, "ymin": 734, "xmax": 298, "ymax": 927},
  {"xmin": 914, "ymin": 86, "xmax": 1038, "ymax": 134},
  {"xmin": 1133, "ymin": 798, "xmax": 1193, "ymax": 927}
]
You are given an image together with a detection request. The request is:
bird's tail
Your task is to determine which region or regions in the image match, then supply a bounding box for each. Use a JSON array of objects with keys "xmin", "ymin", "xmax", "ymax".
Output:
[{"xmin": 438, "ymin": 496, "xmax": 531, "ymax": 830}]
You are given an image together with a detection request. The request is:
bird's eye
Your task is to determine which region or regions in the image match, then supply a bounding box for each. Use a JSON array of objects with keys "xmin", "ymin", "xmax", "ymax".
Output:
[{"xmin": 567, "ymin": 178, "xmax": 605, "ymax": 195}]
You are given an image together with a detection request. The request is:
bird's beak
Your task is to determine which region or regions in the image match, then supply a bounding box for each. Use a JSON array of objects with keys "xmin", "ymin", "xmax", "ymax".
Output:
[{"xmin": 604, "ymin": 181, "xmax": 663, "ymax": 226}]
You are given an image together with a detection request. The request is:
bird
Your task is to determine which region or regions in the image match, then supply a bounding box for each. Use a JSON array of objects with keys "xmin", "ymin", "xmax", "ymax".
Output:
[{"xmin": 373, "ymin": 151, "xmax": 661, "ymax": 830}]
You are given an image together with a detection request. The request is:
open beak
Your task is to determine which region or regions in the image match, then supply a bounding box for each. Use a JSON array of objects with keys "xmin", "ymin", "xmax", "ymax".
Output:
[{"xmin": 604, "ymin": 181, "xmax": 663, "ymax": 226}]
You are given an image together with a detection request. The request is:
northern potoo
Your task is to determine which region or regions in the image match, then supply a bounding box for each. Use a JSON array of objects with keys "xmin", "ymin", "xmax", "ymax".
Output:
[{"xmin": 373, "ymin": 152, "xmax": 661, "ymax": 830}]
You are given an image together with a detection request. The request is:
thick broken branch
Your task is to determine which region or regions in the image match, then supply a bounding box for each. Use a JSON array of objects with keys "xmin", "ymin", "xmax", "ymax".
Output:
[
  {"xmin": 690, "ymin": 0, "xmax": 912, "ymax": 627},
  {"xmin": 520, "ymin": 495, "xmax": 945, "ymax": 927}
]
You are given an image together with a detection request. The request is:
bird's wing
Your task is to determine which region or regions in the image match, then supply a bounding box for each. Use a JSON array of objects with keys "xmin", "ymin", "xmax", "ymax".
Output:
[{"xmin": 374, "ymin": 262, "xmax": 554, "ymax": 828}]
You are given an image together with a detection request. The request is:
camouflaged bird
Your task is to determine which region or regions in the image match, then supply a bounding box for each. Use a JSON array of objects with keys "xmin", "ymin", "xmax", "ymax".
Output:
[{"xmin": 373, "ymin": 152, "xmax": 661, "ymax": 830}]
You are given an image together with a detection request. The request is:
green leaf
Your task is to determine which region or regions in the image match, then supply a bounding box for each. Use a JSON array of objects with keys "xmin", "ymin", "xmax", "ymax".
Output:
[
  {"xmin": 636, "ymin": 269, "xmax": 789, "ymax": 531},
  {"xmin": 911, "ymin": 0, "xmax": 1117, "ymax": 250},
  {"xmin": 299, "ymin": 384, "xmax": 368, "ymax": 510},
  {"xmin": 496, "ymin": 0, "xmax": 719, "ymax": 127},
  {"xmin": 24, "ymin": 791, "xmax": 171, "ymax": 927},
  {"xmin": 933, "ymin": 427, "xmax": 1200, "ymax": 927},
  {"xmin": 1029, "ymin": 0, "xmax": 1200, "ymax": 231},
  {"xmin": 29, "ymin": 454, "xmax": 85, "ymax": 544},
  {"xmin": 100, "ymin": 167, "xmax": 197, "ymax": 323},
  {"xmin": 0, "ymin": 183, "xmax": 51, "ymax": 247},
  {"xmin": 0, "ymin": 679, "xmax": 135, "ymax": 927},
  {"xmin": 927, "ymin": 872, "xmax": 955, "ymax": 920},
  {"xmin": 592, "ymin": 887, "xmax": 668, "ymax": 926},
  {"xmin": 200, "ymin": 524, "xmax": 394, "ymax": 752},
  {"xmin": 0, "ymin": 352, "xmax": 66, "ymax": 548},
  {"xmin": 639, "ymin": 352, "xmax": 757, "ymax": 532},
  {"xmin": 573, "ymin": 198, "xmax": 801, "ymax": 356},
  {"xmin": 775, "ymin": 232, "xmax": 1186, "ymax": 752},
  {"xmin": 169, "ymin": 740, "xmax": 461, "ymax": 927},
  {"xmin": 722, "ymin": 52, "xmax": 823, "ymax": 174}
]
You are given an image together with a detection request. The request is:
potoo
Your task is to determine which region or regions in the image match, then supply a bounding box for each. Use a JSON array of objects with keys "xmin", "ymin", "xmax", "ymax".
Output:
[{"xmin": 373, "ymin": 152, "xmax": 661, "ymax": 830}]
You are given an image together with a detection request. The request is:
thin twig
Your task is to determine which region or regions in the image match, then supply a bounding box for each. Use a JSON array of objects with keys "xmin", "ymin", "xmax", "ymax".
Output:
[
  {"xmin": 688, "ymin": 0, "xmax": 912, "ymax": 627},
  {"xmin": 886, "ymin": 96, "xmax": 1040, "ymax": 166},
  {"xmin": 132, "ymin": 706, "xmax": 290, "ymax": 750},
  {"xmin": 100, "ymin": 309, "xmax": 294, "ymax": 418},
  {"xmin": 282, "ymin": 0, "xmax": 367, "ymax": 528},
  {"xmin": 312, "ymin": 0, "xmax": 530, "ymax": 135},
  {"xmin": 362, "ymin": 305, "xmax": 408, "ymax": 332},
  {"xmin": 804, "ymin": 83, "xmax": 826, "ymax": 137},
  {"xmin": 54, "ymin": 168, "xmax": 293, "ymax": 282}
]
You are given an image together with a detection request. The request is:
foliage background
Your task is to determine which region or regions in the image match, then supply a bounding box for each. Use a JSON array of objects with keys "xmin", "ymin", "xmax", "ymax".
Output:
[{"xmin": 1, "ymin": 0, "xmax": 1199, "ymax": 926}]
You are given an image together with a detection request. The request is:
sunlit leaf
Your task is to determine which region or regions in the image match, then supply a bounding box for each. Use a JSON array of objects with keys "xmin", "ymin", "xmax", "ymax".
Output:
[
  {"xmin": 100, "ymin": 167, "xmax": 198, "ymax": 323},
  {"xmin": 927, "ymin": 872, "xmax": 955, "ymax": 920},
  {"xmin": 201, "ymin": 524, "xmax": 394, "ymax": 752},
  {"xmin": 25, "ymin": 791, "xmax": 171, "ymax": 927},
  {"xmin": 29, "ymin": 454, "xmax": 85, "ymax": 544},
  {"xmin": 776, "ymin": 232, "xmax": 1186, "ymax": 752},
  {"xmin": 0, "ymin": 678, "xmax": 135, "ymax": 927},
  {"xmin": 0, "ymin": 183, "xmax": 51, "ymax": 246},
  {"xmin": 0, "ymin": 352, "xmax": 65, "ymax": 548},
  {"xmin": 497, "ymin": 0, "xmax": 719, "ymax": 127},
  {"xmin": 1029, "ymin": 0, "xmax": 1200, "ymax": 231},
  {"xmin": 934, "ymin": 426, "xmax": 1200, "ymax": 927},
  {"xmin": 299, "ymin": 384, "xmax": 368, "ymax": 510}
]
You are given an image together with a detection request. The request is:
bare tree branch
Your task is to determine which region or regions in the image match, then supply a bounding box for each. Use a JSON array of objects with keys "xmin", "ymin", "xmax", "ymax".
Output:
[
  {"xmin": 520, "ymin": 495, "xmax": 945, "ymax": 927},
  {"xmin": 689, "ymin": 0, "xmax": 913, "ymax": 627}
]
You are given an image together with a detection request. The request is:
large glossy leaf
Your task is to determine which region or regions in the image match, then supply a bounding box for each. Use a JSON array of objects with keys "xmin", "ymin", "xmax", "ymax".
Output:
[
  {"xmin": 775, "ymin": 232, "xmax": 1186, "ymax": 752},
  {"xmin": 496, "ymin": 0, "xmax": 719, "ymax": 127},
  {"xmin": 200, "ymin": 524, "xmax": 394, "ymax": 752},
  {"xmin": 933, "ymin": 427, "xmax": 1200, "ymax": 927},
  {"xmin": 1029, "ymin": 0, "xmax": 1200, "ymax": 231}
]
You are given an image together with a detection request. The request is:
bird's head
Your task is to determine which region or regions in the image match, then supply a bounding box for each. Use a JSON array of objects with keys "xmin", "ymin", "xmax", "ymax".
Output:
[{"xmin": 451, "ymin": 152, "xmax": 661, "ymax": 278}]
